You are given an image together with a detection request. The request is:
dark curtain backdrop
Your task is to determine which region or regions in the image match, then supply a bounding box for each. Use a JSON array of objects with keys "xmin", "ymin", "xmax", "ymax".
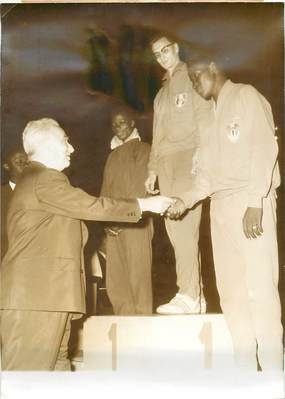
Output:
[{"xmin": 1, "ymin": 3, "xmax": 284, "ymax": 314}]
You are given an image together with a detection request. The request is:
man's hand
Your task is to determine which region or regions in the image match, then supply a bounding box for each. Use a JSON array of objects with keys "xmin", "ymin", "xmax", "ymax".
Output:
[
  {"xmin": 145, "ymin": 172, "xmax": 159, "ymax": 195},
  {"xmin": 242, "ymin": 207, "xmax": 263, "ymax": 239},
  {"xmin": 166, "ymin": 197, "xmax": 187, "ymax": 220},
  {"xmin": 139, "ymin": 196, "xmax": 174, "ymax": 214}
]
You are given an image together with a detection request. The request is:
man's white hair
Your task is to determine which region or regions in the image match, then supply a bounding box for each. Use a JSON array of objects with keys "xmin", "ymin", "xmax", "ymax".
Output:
[{"xmin": 23, "ymin": 118, "xmax": 60, "ymax": 157}]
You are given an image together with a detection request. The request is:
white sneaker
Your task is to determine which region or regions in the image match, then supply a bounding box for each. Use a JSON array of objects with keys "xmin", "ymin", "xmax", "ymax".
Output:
[{"xmin": 156, "ymin": 294, "xmax": 207, "ymax": 315}]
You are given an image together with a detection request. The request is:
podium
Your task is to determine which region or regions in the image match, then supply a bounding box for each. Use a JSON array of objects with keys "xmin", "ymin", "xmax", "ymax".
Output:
[
  {"xmin": 1, "ymin": 314, "xmax": 284, "ymax": 398},
  {"xmin": 82, "ymin": 314, "xmax": 236, "ymax": 371}
]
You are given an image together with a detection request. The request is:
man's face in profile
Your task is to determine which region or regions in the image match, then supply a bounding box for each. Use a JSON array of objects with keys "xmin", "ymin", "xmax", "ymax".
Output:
[
  {"xmin": 46, "ymin": 127, "xmax": 74, "ymax": 171},
  {"xmin": 188, "ymin": 63, "xmax": 215, "ymax": 100}
]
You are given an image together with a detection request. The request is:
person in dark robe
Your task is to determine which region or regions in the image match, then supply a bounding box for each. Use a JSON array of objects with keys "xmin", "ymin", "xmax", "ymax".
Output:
[{"xmin": 100, "ymin": 107, "xmax": 153, "ymax": 315}]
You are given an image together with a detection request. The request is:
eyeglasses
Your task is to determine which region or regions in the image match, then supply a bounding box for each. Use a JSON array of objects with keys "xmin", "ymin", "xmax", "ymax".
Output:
[{"xmin": 153, "ymin": 43, "xmax": 174, "ymax": 60}]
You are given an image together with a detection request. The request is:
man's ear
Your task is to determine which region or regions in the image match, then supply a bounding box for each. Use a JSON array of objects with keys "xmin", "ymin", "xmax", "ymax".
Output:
[
  {"xmin": 3, "ymin": 163, "xmax": 10, "ymax": 172},
  {"xmin": 130, "ymin": 120, "xmax": 135, "ymax": 129},
  {"xmin": 174, "ymin": 43, "xmax": 179, "ymax": 54}
]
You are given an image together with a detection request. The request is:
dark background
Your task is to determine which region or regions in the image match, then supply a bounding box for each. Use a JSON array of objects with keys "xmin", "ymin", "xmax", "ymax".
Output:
[{"xmin": 1, "ymin": 3, "xmax": 284, "ymax": 315}]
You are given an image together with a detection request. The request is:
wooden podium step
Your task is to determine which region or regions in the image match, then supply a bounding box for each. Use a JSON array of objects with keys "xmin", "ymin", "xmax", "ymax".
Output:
[
  {"xmin": 2, "ymin": 314, "xmax": 284, "ymax": 398},
  {"xmin": 82, "ymin": 314, "xmax": 236, "ymax": 372}
]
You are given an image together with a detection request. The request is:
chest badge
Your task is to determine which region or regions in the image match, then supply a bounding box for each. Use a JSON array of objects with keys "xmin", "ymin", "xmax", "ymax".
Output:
[
  {"xmin": 174, "ymin": 92, "xmax": 188, "ymax": 108},
  {"xmin": 226, "ymin": 121, "xmax": 240, "ymax": 142}
]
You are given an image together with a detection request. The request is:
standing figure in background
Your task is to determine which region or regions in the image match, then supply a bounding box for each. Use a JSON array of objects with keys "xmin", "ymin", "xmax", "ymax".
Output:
[
  {"xmin": 100, "ymin": 106, "xmax": 153, "ymax": 315},
  {"xmin": 1, "ymin": 149, "xmax": 28, "ymax": 259},
  {"xmin": 145, "ymin": 35, "xmax": 210, "ymax": 314},
  {"xmin": 167, "ymin": 58, "xmax": 283, "ymax": 371}
]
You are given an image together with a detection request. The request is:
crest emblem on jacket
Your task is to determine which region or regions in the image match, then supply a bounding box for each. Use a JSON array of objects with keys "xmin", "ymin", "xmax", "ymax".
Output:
[
  {"xmin": 174, "ymin": 92, "xmax": 188, "ymax": 108},
  {"xmin": 226, "ymin": 118, "xmax": 240, "ymax": 142}
]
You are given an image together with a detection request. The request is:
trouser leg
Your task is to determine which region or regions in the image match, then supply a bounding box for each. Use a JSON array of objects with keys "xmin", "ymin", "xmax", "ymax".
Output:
[
  {"xmin": 243, "ymin": 194, "xmax": 283, "ymax": 370},
  {"xmin": 158, "ymin": 150, "xmax": 203, "ymax": 300},
  {"xmin": 1, "ymin": 310, "xmax": 72, "ymax": 371},
  {"xmin": 164, "ymin": 205, "xmax": 202, "ymax": 298},
  {"xmin": 210, "ymin": 201, "xmax": 257, "ymax": 369},
  {"xmin": 211, "ymin": 192, "xmax": 283, "ymax": 371},
  {"xmin": 106, "ymin": 224, "xmax": 153, "ymax": 315},
  {"xmin": 106, "ymin": 234, "xmax": 136, "ymax": 315},
  {"xmin": 123, "ymin": 223, "xmax": 153, "ymax": 314},
  {"xmin": 54, "ymin": 314, "xmax": 73, "ymax": 370}
]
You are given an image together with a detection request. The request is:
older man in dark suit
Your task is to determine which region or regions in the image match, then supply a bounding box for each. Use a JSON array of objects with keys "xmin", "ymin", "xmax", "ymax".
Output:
[{"xmin": 0, "ymin": 117, "xmax": 172, "ymax": 371}]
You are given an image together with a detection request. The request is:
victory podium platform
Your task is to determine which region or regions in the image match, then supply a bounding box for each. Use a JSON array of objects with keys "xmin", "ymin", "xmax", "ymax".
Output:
[
  {"xmin": 68, "ymin": 314, "xmax": 284, "ymax": 398},
  {"xmin": 1, "ymin": 314, "xmax": 284, "ymax": 399},
  {"xmin": 81, "ymin": 314, "xmax": 235, "ymax": 371}
]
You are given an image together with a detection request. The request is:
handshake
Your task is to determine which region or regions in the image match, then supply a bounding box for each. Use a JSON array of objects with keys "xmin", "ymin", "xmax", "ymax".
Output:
[
  {"xmin": 139, "ymin": 196, "xmax": 187, "ymax": 219},
  {"xmin": 140, "ymin": 172, "xmax": 188, "ymax": 219}
]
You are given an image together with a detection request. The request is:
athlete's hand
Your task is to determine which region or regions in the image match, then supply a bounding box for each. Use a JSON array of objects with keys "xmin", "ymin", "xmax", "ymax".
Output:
[
  {"xmin": 166, "ymin": 197, "xmax": 187, "ymax": 220},
  {"xmin": 144, "ymin": 172, "xmax": 159, "ymax": 195},
  {"xmin": 243, "ymin": 207, "xmax": 263, "ymax": 239}
]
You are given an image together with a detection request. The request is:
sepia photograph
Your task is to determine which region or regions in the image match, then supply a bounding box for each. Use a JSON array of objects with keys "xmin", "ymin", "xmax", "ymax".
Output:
[{"xmin": 0, "ymin": 2, "xmax": 284, "ymax": 397}]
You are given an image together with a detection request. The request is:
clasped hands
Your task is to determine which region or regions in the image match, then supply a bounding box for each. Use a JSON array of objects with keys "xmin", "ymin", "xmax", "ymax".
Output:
[
  {"xmin": 143, "ymin": 173, "xmax": 186, "ymax": 218},
  {"xmin": 139, "ymin": 195, "xmax": 186, "ymax": 219},
  {"xmin": 164, "ymin": 197, "xmax": 186, "ymax": 219}
]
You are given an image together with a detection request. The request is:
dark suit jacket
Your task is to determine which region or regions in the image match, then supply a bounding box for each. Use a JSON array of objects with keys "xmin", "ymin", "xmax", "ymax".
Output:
[
  {"xmin": 1, "ymin": 183, "xmax": 14, "ymax": 260},
  {"xmin": 101, "ymin": 139, "xmax": 153, "ymax": 231},
  {"xmin": 1, "ymin": 161, "xmax": 141, "ymax": 314}
]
